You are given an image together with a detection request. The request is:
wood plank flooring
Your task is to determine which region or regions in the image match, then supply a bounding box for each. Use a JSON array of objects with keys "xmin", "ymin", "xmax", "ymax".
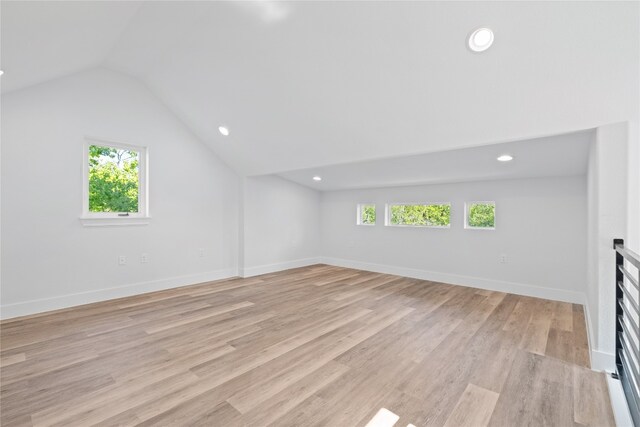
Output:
[{"xmin": 0, "ymin": 265, "xmax": 614, "ymax": 426}]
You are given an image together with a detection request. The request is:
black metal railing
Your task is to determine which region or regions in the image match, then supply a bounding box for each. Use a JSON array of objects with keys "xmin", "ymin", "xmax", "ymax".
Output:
[{"xmin": 615, "ymin": 238, "xmax": 640, "ymax": 426}]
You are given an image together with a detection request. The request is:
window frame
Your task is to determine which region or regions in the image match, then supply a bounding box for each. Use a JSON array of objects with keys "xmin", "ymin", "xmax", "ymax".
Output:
[
  {"xmin": 464, "ymin": 201, "xmax": 496, "ymax": 230},
  {"xmin": 81, "ymin": 138, "xmax": 149, "ymax": 226},
  {"xmin": 356, "ymin": 203, "xmax": 376, "ymax": 226},
  {"xmin": 385, "ymin": 202, "xmax": 452, "ymax": 228}
]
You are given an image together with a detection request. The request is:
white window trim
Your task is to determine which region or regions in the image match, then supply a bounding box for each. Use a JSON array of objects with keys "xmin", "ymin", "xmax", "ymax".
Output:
[
  {"xmin": 464, "ymin": 201, "xmax": 496, "ymax": 230},
  {"xmin": 80, "ymin": 137, "xmax": 150, "ymax": 227},
  {"xmin": 385, "ymin": 202, "xmax": 452, "ymax": 228},
  {"xmin": 356, "ymin": 203, "xmax": 376, "ymax": 226}
]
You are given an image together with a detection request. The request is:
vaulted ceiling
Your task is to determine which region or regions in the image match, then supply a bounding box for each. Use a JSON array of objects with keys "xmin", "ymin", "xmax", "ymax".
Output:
[
  {"xmin": 279, "ymin": 129, "xmax": 594, "ymax": 191},
  {"xmin": 1, "ymin": 1, "xmax": 638, "ymax": 178}
]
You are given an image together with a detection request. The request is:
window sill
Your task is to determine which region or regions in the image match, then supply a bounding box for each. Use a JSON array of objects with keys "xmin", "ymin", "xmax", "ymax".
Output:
[
  {"xmin": 385, "ymin": 224, "xmax": 451, "ymax": 229},
  {"xmin": 79, "ymin": 216, "xmax": 151, "ymax": 227},
  {"xmin": 465, "ymin": 226, "xmax": 496, "ymax": 230}
]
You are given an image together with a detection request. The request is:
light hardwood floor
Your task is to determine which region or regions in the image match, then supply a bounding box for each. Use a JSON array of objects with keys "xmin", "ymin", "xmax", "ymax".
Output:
[{"xmin": 0, "ymin": 265, "xmax": 615, "ymax": 426}]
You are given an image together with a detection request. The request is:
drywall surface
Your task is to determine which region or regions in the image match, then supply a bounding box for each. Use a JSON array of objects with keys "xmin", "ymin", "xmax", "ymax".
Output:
[
  {"xmin": 320, "ymin": 176, "xmax": 587, "ymax": 303},
  {"xmin": 587, "ymin": 122, "xmax": 629, "ymax": 371},
  {"xmin": 241, "ymin": 175, "xmax": 321, "ymax": 276},
  {"xmin": 587, "ymin": 132, "xmax": 601, "ymax": 367},
  {"xmin": 627, "ymin": 120, "xmax": 639, "ymax": 253},
  {"xmin": 1, "ymin": 68, "xmax": 241, "ymax": 318}
]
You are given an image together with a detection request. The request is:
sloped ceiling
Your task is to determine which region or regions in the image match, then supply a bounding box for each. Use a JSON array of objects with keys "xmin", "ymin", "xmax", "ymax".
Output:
[
  {"xmin": 1, "ymin": 1, "xmax": 638, "ymax": 178},
  {"xmin": 0, "ymin": 1, "xmax": 142, "ymax": 92},
  {"xmin": 279, "ymin": 129, "xmax": 593, "ymax": 191}
]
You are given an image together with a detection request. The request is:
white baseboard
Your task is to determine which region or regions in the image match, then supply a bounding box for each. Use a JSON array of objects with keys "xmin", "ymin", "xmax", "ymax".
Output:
[
  {"xmin": 583, "ymin": 298, "xmax": 616, "ymax": 373},
  {"xmin": 583, "ymin": 299, "xmax": 596, "ymax": 369},
  {"xmin": 592, "ymin": 350, "xmax": 617, "ymax": 372},
  {"xmin": 241, "ymin": 257, "xmax": 321, "ymax": 278},
  {"xmin": 607, "ymin": 375, "xmax": 634, "ymax": 427},
  {"xmin": 0, "ymin": 268, "xmax": 236, "ymax": 320},
  {"xmin": 320, "ymin": 257, "xmax": 586, "ymax": 305}
]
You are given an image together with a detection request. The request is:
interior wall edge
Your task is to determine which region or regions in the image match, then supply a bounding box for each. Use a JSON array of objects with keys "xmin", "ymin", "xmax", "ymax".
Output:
[{"xmin": 0, "ymin": 268, "xmax": 236, "ymax": 320}]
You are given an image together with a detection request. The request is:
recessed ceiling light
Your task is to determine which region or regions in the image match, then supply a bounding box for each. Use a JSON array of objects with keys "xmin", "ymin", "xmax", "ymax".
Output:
[
  {"xmin": 312, "ymin": 176, "xmax": 322, "ymax": 181},
  {"xmin": 497, "ymin": 154, "xmax": 514, "ymax": 162},
  {"xmin": 218, "ymin": 126, "xmax": 230, "ymax": 136},
  {"xmin": 468, "ymin": 28, "xmax": 494, "ymax": 52},
  {"xmin": 0, "ymin": 70, "xmax": 4, "ymax": 76}
]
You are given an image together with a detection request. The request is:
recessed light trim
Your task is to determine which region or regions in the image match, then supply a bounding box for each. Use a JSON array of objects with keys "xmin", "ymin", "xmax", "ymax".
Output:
[
  {"xmin": 497, "ymin": 154, "xmax": 514, "ymax": 162},
  {"xmin": 468, "ymin": 28, "xmax": 494, "ymax": 52},
  {"xmin": 218, "ymin": 126, "xmax": 230, "ymax": 136},
  {"xmin": 312, "ymin": 176, "xmax": 322, "ymax": 181}
]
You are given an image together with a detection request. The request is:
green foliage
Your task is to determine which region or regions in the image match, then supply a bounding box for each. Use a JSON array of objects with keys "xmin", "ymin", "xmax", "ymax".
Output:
[
  {"xmin": 360, "ymin": 205, "xmax": 376, "ymax": 225},
  {"xmin": 468, "ymin": 203, "xmax": 495, "ymax": 228},
  {"xmin": 390, "ymin": 204, "xmax": 450, "ymax": 227},
  {"xmin": 88, "ymin": 145, "xmax": 139, "ymax": 213}
]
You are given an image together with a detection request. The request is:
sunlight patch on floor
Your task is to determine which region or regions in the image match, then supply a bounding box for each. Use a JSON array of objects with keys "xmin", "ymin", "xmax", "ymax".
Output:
[{"xmin": 365, "ymin": 407, "xmax": 416, "ymax": 427}]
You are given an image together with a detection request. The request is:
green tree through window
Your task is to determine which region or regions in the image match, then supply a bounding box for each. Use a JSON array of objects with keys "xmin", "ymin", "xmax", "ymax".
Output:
[
  {"xmin": 88, "ymin": 145, "xmax": 139, "ymax": 213},
  {"xmin": 359, "ymin": 204, "xmax": 376, "ymax": 225},
  {"xmin": 389, "ymin": 204, "xmax": 450, "ymax": 227},
  {"xmin": 467, "ymin": 202, "xmax": 495, "ymax": 228}
]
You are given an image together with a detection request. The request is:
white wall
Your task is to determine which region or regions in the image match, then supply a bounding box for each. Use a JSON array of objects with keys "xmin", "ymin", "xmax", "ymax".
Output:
[
  {"xmin": 587, "ymin": 122, "xmax": 629, "ymax": 371},
  {"xmin": 320, "ymin": 176, "xmax": 587, "ymax": 304},
  {"xmin": 587, "ymin": 131, "xmax": 601, "ymax": 365},
  {"xmin": 241, "ymin": 175, "xmax": 321, "ymax": 277},
  {"xmin": 0, "ymin": 68, "xmax": 241, "ymax": 318},
  {"xmin": 627, "ymin": 120, "xmax": 639, "ymax": 253}
]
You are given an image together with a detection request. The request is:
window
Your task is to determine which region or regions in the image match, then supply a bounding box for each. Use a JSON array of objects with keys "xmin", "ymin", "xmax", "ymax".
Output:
[
  {"xmin": 357, "ymin": 204, "xmax": 376, "ymax": 225},
  {"xmin": 82, "ymin": 139, "xmax": 148, "ymax": 223},
  {"xmin": 386, "ymin": 203, "xmax": 451, "ymax": 227},
  {"xmin": 465, "ymin": 202, "xmax": 495, "ymax": 229}
]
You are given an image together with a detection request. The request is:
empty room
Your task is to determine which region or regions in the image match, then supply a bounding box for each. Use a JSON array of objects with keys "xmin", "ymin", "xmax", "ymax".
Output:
[{"xmin": 1, "ymin": 1, "xmax": 639, "ymax": 426}]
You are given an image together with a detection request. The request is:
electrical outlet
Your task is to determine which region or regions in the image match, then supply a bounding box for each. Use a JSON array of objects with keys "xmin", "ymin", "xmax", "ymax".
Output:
[
  {"xmin": 118, "ymin": 255, "xmax": 127, "ymax": 265},
  {"xmin": 499, "ymin": 254, "xmax": 508, "ymax": 264},
  {"xmin": 140, "ymin": 253, "xmax": 149, "ymax": 263},
  {"xmin": 198, "ymin": 248, "xmax": 205, "ymax": 258}
]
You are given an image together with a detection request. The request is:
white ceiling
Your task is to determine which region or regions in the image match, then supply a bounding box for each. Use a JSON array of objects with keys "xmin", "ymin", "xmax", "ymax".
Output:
[
  {"xmin": 1, "ymin": 1, "xmax": 637, "ymax": 179},
  {"xmin": 0, "ymin": 1, "xmax": 141, "ymax": 93},
  {"xmin": 278, "ymin": 129, "xmax": 594, "ymax": 191}
]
